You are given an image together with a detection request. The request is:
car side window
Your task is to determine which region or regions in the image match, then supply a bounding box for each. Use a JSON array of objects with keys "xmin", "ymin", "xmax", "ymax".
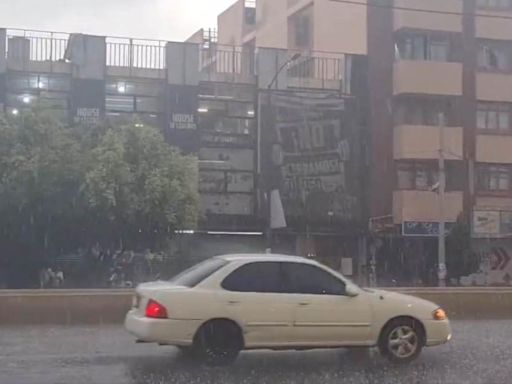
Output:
[
  {"xmin": 221, "ymin": 262, "xmax": 282, "ymax": 293},
  {"xmin": 282, "ymin": 263, "xmax": 346, "ymax": 296}
]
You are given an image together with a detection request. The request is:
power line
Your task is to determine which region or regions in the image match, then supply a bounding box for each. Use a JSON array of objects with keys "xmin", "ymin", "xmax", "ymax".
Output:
[{"xmin": 329, "ymin": 0, "xmax": 512, "ymax": 21}]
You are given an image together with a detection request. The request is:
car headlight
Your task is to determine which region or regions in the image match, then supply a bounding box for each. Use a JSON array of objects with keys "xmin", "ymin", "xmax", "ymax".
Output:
[{"xmin": 433, "ymin": 308, "xmax": 447, "ymax": 321}]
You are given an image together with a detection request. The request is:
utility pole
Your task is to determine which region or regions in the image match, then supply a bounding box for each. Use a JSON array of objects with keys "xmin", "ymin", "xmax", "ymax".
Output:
[{"xmin": 438, "ymin": 113, "xmax": 447, "ymax": 287}]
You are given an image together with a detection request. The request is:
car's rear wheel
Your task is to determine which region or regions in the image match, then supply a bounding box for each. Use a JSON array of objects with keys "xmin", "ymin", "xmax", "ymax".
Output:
[
  {"xmin": 378, "ymin": 318, "xmax": 424, "ymax": 364},
  {"xmin": 193, "ymin": 319, "xmax": 243, "ymax": 366}
]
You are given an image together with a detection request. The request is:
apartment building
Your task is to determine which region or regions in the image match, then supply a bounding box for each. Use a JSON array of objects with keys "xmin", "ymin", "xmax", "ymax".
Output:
[
  {"xmin": 367, "ymin": 0, "xmax": 512, "ymax": 284},
  {"xmin": 211, "ymin": 0, "xmax": 512, "ymax": 284},
  {"xmin": 214, "ymin": 0, "xmax": 367, "ymax": 54}
]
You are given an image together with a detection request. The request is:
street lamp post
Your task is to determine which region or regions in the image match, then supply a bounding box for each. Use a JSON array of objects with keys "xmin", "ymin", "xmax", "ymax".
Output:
[
  {"xmin": 256, "ymin": 53, "xmax": 301, "ymax": 253},
  {"xmin": 438, "ymin": 113, "xmax": 447, "ymax": 287}
]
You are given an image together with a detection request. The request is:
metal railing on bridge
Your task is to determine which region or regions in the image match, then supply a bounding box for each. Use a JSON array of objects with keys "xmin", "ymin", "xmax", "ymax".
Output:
[
  {"xmin": 199, "ymin": 44, "xmax": 255, "ymax": 78},
  {"xmin": 106, "ymin": 37, "xmax": 166, "ymax": 70},
  {"xmin": 3, "ymin": 28, "xmax": 350, "ymax": 90},
  {"xmin": 6, "ymin": 29, "xmax": 69, "ymax": 62},
  {"xmin": 287, "ymin": 51, "xmax": 348, "ymax": 90}
]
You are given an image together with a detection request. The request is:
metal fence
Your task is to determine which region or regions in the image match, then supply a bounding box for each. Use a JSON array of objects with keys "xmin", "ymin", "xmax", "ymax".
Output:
[
  {"xmin": 106, "ymin": 38, "xmax": 166, "ymax": 69},
  {"xmin": 288, "ymin": 53, "xmax": 346, "ymax": 81},
  {"xmin": 199, "ymin": 44, "xmax": 255, "ymax": 76},
  {"xmin": 3, "ymin": 29, "xmax": 349, "ymax": 87},
  {"xmin": 6, "ymin": 29, "xmax": 69, "ymax": 62}
]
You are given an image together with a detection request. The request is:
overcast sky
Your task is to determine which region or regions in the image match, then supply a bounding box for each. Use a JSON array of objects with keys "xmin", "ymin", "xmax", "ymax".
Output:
[{"xmin": 0, "ymin": 0, "xmax": 235, "ymax": 41}]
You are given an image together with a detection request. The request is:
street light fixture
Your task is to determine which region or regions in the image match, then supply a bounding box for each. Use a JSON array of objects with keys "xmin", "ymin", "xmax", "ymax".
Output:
[
  {"xmin": 117, "ymin": 82, "xmax": 126, "ymax": 94},
  {"xmin": 22, "ymin": 96, "xmax": 31, "ymax": 104}
]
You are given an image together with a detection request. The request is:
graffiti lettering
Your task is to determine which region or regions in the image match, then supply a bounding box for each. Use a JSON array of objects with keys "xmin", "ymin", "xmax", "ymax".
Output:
[
  {"xmin": 170, "ymin": 113, "xmax": 197, "ymax": 130},
  {"xmin": 74, "ymin": 108, "xmax": 100, "ymax": 125},
  {"xmin": 283, "ymin": 153, "xmax": 342, "ymax": 178}
]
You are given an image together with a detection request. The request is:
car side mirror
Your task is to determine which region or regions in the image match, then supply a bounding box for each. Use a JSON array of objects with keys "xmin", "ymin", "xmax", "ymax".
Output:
[{"xmin": 345, "ymin": 285, "xmax": 359, "ymax": 298}]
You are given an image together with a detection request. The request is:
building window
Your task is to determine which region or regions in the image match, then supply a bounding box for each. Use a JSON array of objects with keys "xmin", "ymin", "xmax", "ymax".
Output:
[
  {"xmin": 295, "ymin": 14, "xmax": 311, "ymax": 48},
  {"xmin": 289, "ymin": 6, "xmax": 313, "ymax": 49},
  {"xmin": 478, "ymin": 43, "xmax": 510, "ymax": 71},
  {"xmin": 477, "ymin": 102, "xmax": 512, "ymax": 132},
  {"xmin": 105, "ymin": 95, "xmax": 134, "ymax": 112},
  {"xmin": 397, "ymin": 162, "xmax": 439, "ymax": 191},
  {"xmin": 478, "ymin": 165, "xmax": 511, "ymax": 192},
  {"xmin": 396, "ymin": 35, "xmax": 450, "ymax": 62},
  {"xmin": 395, "ymin": 98, "xmax": 455, "ymax": 126},
  {"xmin": 476, "ymin": 0, "xmax": 512, "ymax": 9}
]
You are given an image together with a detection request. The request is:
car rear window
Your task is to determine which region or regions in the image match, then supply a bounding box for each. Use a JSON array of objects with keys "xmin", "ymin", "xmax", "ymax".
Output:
[{"xmin": 169, "ymin": 258, "xmax": 228, "ymax": 287}]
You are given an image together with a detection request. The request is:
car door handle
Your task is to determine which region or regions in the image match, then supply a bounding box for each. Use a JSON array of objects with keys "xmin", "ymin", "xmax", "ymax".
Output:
[
  {"xmin": 228, "ymin": 300, "xmax": 240, "ymax": 305},
  {"xmin": 298, "ymin": 302, "xmax": 310, "ymax": 306}
]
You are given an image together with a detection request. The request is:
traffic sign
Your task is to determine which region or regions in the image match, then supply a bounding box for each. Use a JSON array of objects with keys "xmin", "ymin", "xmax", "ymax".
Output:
[
  {"xmin": 490, "ymin": 247, "xmax": 511, "ymax": 271},
  {"xmin": 402, "ymin": 221, "xmax": 454, "ymax": 237}
]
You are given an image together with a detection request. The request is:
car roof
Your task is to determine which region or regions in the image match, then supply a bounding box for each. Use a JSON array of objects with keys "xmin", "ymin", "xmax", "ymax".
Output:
[{"xmin": 216, "ymin": 253, "xmax": 316, "ymax": 264}]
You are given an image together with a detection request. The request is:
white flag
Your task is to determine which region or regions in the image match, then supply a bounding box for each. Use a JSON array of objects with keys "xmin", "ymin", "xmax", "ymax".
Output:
[{"xmin": 270, "ymin": 190, "xmax": 287, "ymax": 229}]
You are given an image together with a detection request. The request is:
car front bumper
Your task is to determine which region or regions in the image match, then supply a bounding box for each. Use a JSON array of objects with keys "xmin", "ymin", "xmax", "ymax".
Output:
[
  {"xmin": 124, "ymin": 309, "xmax": 201, "ymax": 346},
  {"xmin": 424, "ymin": 319, "xmax": 452, "ymax": 346}
]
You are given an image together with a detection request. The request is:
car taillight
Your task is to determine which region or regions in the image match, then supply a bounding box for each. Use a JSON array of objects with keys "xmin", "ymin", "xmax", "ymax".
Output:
[{"xmin": 145, "ymin": 299, "xmax": 168, "ymax": 319}]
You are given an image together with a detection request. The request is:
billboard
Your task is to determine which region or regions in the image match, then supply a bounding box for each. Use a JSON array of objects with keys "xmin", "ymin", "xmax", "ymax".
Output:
[
  {"xmin": 166, "ymin": 85, "xmax": 199, "ymax": 153},
  {"xmin": 71, "ymin": 79, "xmax": 104, "ymax": 126},
  {"xmin": 473, "ymin": 210, "xmax": 512, "ymax": 238},
  {"xmin": 262, "ymin": 91, "xmax": 360, "ymax": 225}
]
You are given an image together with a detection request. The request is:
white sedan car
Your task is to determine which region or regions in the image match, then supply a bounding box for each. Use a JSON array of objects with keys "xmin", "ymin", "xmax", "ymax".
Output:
[{"xmin": 125, "ymin": 254, "xmax": 451, "ymax": 365}]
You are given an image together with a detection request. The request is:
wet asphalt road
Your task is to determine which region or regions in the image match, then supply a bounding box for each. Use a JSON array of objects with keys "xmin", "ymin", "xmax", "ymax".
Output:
[{"xmin": 1, "ymin": 321, "xmax": 511, "ymax": 384}]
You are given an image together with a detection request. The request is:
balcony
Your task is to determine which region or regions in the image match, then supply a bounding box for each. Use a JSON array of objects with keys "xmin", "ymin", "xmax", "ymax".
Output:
[
  {"xmin": 393, "ymin": 60, "xmax": 463, "ymax": 96},
  {"xmin": 477, "ymin": 72, "xmax": 512, "ymax": 102},
  {"xmin": 476, "ymin": 134, "xmax": 512, "ymax": 164},
  {"xmin": 476, "ymin": 10, "xmax": 512, "ymax": 40},
  {"xmin": 393, "ymin": 0, "xmax": 463, "ymax": 33},
  {"xmin": 287, "ymin": 52, "xmax": 347, "ymax": 91},
  {"xmin": 394, "ymin": 125, "xmax": 463, "ymax": 160},
  {"xmin": 476, "ymin": 196, "xmax": 512, "ymax": 210},
  {"xmin": 393, "ymin": 190, "xmax": 463, "ymax": 224}
]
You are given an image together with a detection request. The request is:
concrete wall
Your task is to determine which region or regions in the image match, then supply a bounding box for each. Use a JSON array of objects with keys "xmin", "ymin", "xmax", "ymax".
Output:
[
  {"xmin": 166, "ymin": 42, "xmax": 200, "ymax": 86},
  {"xmin": 314, "ymin": 0, "xmax": 367, "ymax": 54},
  {"xmin": 71, "ymin": 35, "xmax": 106, "ymax": 80},
  {"xmin": 393, "ymin": 191, "xmax": 464, "ymax": 224},
  {"xmin": 393, "ymin": 61, "xmax": 463, "ymax": 96},
  {"xmin": 218, "ymin": 0, "xmax": 245, "ymax": 46},
  {"xmin": 477, "ymin": 73, "xmax": 512, "ymax": 103},
  {"xmin": 476, "ymin": 197, "xmax": 512, "ymax": 210},
  {"xmin": 393, "ymin": 0, "xmax": 463, "ymax": 33},
  {"xmin": 185, "ymin": 29, "xmax": 205, "ymax": 44},
  {"xmin": 476, "ymin": 134, "xmax": 512, "ymax": 164},
  {"xmin": 1, "ymin": 288, "xmax": 511, "ymax": 325},
  {"xmin": 475, "ymin": 10, "xmax": 512, "ymax": 40},
  {"xmin": 256, "ymin": 0, "xmax": 288, "ymax": 49},
  {"xmin": 393, "ymin": 125, "xmax": 463, "ymax": 161}
]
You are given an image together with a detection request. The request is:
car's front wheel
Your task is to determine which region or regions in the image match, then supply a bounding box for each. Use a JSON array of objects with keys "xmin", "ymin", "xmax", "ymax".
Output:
[
  {"xmin": 193, "ymin": 319, "xmax": 243, "ymax": 366},
  {"xmin": 378, "ymin": 318, "xmax": 424, "ymax": 364}
]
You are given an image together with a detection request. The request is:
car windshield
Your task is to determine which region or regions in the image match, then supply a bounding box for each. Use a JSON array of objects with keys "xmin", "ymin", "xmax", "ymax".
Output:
[{"xmin": 169, "ymin": 258, "xmax": 228, "ymax": 287}]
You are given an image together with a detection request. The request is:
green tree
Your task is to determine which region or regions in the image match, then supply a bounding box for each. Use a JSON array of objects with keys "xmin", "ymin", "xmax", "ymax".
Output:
[
  {"xmin": 83, "ymin": 123, "xmax": 199, "ymax": 250},
  {"xmin": 0, "ymin": 110, "xmax": 199, "ymax": 280},
  {"xmin": 0, "ymin": 111, "xmax": 86, "ymax": 256}
]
